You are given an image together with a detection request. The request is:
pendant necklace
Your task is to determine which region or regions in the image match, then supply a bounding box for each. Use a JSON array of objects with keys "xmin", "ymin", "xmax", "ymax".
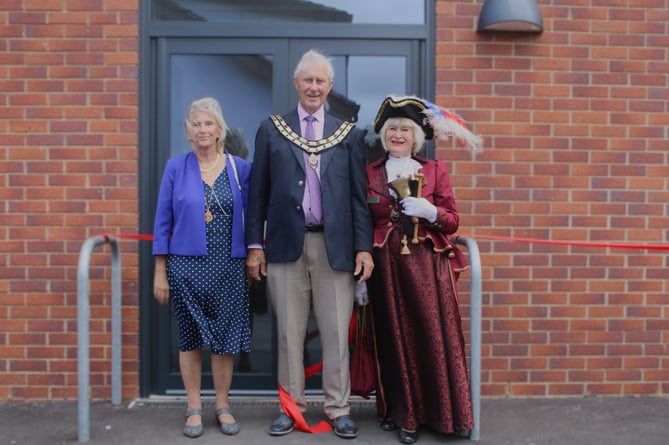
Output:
[
  {"xmin": 308, "ymin": 153, "xmax": 319, "ymax": 170},
  {"xmin": 204, "ymin": 180, "xmax": 230, "ymax": 223},
  {"xmin": 211, "ymin": 185, "xmax": 230, "ymax": 217},
  {"xmin": 204, "ymin": 183, "xmax": 214, "ymax": 223}
]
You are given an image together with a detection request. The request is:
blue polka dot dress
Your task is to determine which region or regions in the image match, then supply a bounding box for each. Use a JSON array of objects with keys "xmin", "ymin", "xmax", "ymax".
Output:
[{"xmin": 166, "ymin": 167, "xmax": 251, "ymax": 355}]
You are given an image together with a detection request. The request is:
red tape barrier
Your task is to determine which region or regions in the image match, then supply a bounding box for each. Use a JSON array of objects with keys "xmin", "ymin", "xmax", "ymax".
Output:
[
  {"xmin": 101, "ymin": 232, "xmax": 669, "ymax": 251},
  {"xmin": 100, "ymin": 233, "xmax": 154, "ymax": 241},
  {"xmin": 455, "ymin": 233, "xmax": 669, "ymax": 251}
]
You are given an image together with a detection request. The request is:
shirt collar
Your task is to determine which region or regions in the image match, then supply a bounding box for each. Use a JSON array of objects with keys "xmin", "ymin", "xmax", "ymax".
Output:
[{"xmin": 297, "ymin": 104, "xmax": 325, "ymax": 123}]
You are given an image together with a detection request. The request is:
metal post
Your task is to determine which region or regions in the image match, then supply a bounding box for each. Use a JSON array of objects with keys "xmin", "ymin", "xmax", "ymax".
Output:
[
  {"xmin": 452, "ymin": 236, "xmax": 482, "ymax": 441},
  {"xmin": 77, "ymin": 236, "xmax": 123, "ymax": 442},
  {"xmin": 110, "ymin": 238, "xmax": 122, "ymax": 405}
]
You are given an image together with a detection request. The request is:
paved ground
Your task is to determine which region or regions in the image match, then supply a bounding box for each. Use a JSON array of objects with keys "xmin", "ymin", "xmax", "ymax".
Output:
[{"xmin": 1, "ymin": 395, "xmax": 667, "ymax": 445}]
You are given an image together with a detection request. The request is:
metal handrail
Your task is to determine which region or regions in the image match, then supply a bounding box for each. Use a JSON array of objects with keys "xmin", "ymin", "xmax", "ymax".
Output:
[
  {"xmin": 77, "ymin": 236, "xmax": 122, "ymax": 442},
  {"xmin": 451, "ymin": 236, "xmax": 482, "ymax": 441}
]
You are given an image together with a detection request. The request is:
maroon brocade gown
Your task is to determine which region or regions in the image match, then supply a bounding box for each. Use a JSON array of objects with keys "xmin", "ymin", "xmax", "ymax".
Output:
[
  {"xmin": 366, "ymin": 154, "xmax": 473, "ymax": 435},
  {"xmin": 370, "ymin": 228, "xmax": 474, "ymax": 434}
]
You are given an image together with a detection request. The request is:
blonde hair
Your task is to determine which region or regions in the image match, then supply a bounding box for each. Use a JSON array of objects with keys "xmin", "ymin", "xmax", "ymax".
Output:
[
  {"xmin": 379, "ymin": 117, "xmax": 426, "ymax": 154},
  {"xmin": 184, "ymin": 97, "xmax": 228, "ymax": 153}
]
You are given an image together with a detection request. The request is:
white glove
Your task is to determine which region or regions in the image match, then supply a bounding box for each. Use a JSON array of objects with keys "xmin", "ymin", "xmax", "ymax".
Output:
[
  {"xmin": 354, "ymin": 281, "xmax": 369, "ymax": 306},
  {"xmin": 401, "ymin": 197, "xmax": 438, "ymax": 223}
]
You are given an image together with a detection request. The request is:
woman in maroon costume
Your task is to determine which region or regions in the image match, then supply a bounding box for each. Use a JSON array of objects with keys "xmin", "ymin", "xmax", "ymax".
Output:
[{"xmin": 365, "ymin": 96, "xmax": 481, "ymax": 444}]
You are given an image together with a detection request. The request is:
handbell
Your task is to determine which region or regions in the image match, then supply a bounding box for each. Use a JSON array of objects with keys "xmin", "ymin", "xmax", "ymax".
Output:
[
  {"xmin": 388, "ymin": 172, "xmax": 425, "ymax": 199},
  {"xmin": 388, "ymin": 173, "xmax": 426, "ymax": 254},
  {"xmin": 388, "ymin": 176, "xmax": 415, "ymax": 200}
]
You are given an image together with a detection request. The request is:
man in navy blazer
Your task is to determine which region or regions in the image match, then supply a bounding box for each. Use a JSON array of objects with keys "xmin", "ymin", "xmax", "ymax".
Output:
[{"xmin": 246, "ymin": 49, "xmax": 374, "ymax": 439}]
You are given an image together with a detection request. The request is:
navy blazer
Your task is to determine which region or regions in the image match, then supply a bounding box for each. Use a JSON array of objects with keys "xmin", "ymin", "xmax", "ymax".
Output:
[
  {"xmin": 246, "ymin": 109, "xmax": 372, "ymax": 271},
  {"xmin": 153, "ymin": 151, "xmax": 251, "ymax": 258}
]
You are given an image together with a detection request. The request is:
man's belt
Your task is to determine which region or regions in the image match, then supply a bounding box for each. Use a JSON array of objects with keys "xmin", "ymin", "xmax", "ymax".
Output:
[{"xmin": 270, "ymin": 115, "xmax": 355, "ymax": 155}]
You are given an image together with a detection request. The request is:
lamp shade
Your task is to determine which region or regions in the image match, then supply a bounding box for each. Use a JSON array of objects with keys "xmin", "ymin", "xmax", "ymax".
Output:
[{"xmin": 477, "ymin": 0, "xmax": 544, "ymax": 33}]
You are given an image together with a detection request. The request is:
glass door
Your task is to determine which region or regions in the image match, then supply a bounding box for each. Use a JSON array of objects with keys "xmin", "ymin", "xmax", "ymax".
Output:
[{"xmin": 148, "ymin": 37, "xmax": 419, "ymax": 396}]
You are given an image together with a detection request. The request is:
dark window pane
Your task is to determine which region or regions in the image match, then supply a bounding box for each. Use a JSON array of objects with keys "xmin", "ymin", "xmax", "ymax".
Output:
[
  {"xmin": 154, "ymin": 0, "xmax": 424, "ymax": 24},
  {"xmin": 170, "ymin": 54, "xmax": 272, "ymax": 160}
]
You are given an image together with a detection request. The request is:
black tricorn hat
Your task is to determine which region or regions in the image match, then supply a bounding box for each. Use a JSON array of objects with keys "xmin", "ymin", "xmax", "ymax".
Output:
[
  {"xmin": 373, "ymin": 96, "xmax": 435, "ymax": 140},
  {"xmin": 373, "ymin": 95, "xmax": 483, "ymax": 151}
]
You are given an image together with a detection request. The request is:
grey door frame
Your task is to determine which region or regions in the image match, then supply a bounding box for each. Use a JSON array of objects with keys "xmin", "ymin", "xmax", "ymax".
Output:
[{"xmin": 138, "ymin": 1, "xmax": 435, "ymax": 398}]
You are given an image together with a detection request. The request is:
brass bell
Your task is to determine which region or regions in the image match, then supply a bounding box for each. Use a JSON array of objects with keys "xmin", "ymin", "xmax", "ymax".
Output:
[{"xmin": 388, "ymin": 173, "xmax": 426, "ymax": 254}]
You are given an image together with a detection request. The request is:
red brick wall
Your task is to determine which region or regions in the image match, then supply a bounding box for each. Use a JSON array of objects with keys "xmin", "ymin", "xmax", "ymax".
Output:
[
  {"xmin": 0, "ymin": 0, "xmax": 140, "ymax": 401},
  {"xmin": 438, "ymin": 1, "xmax": 669, "ymax": 397},
  {"xmin": 1, "ymin": 0, "xmax": 668, "ymax": 403}
]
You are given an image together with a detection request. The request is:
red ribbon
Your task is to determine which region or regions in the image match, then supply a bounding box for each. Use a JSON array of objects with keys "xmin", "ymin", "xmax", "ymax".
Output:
[
  {"xmin": 99, "ymin": 233, "xmax": 154, "ymax": 241},
  {"xmin": 455, "ymin": 233, "xmax": 669, "ymax": 251},
  {"xmin": 278, "ymin": 384, "xmax": 332, "ymax": 434},
  {"xmin": 99, "ymin": 232, "xmax": 669, "ymax": 251}
]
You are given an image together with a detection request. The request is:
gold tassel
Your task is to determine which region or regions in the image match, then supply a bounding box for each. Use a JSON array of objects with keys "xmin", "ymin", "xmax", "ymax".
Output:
[{"xmin": 401, "ymin": 235, "xmax": 411, "ymax": 255}]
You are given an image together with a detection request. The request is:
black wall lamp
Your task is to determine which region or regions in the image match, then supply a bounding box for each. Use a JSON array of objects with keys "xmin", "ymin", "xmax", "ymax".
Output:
[{"xmin": 477, "ymin": 0, "xmax": 544, "ymax": 33}]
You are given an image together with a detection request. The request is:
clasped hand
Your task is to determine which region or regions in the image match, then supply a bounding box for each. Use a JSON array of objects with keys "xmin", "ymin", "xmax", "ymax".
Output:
[{"xmin": 400, "ymin": 197, "xmax": 437, "ymax": 223}]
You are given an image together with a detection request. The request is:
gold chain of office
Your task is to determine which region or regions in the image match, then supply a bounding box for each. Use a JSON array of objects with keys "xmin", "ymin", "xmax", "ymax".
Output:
[{"xmin": 270, "ymin": 115, "xmax": 355, "ymax": 155}]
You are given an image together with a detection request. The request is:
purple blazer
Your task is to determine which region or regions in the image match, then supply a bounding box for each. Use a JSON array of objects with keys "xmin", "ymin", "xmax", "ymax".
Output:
[{"xmin": 152, "ymin": 151, "xmax": 251, "ymax": 258}]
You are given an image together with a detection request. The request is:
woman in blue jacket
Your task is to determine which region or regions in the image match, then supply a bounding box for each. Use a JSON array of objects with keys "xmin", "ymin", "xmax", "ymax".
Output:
[{"xmin": 152, "ymin": 97, "xmax": 252, "ymax": 438}]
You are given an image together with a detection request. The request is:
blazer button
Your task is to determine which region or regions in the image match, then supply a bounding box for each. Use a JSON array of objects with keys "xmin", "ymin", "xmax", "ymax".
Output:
[
  {"xmin": 298, "ymin": 180, "xmax": 304, "ymax": 186},
  {"xmin": 296, "ymin": 206, "xmax": 302, "ymax": 211}
]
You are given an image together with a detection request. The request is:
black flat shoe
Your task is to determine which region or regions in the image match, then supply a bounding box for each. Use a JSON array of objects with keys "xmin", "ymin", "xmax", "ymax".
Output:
[
  {"xmin": 399, "ymin": 428, "xmax": 418, "ymax": 444},
  {"xmin": 269, "ymin": 413, "xmax": 295, "ymax": 436},
  {"xmin": 331, "ymin": 415, "xmax": 358, "ymax": 439},
  {"xmin": 381, "ymin": 418, "xmax": 399, "ymax": 431}
]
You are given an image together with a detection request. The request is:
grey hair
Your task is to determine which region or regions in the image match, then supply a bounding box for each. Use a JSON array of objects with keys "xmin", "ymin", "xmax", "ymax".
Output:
[
  {"xmin": 184, "ymin": 97, "xmax": 228, "ymax": 153},
  {"xmin": 379, "ymin": 117, "xmax": 426, "ymax": 154},
  {"xmin": 294, "ymin": 49, "xmax": 335, "ymax": 81}
]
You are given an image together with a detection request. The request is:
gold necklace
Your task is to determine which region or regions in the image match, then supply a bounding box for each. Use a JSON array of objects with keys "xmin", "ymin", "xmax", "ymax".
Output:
[
  {"xmin": 199, "ymin": 153, "xmax": 220, "ymax": 173},
  {"xmin": 204, "ymin": 183, "xmax": 214, "ymax": 223},
  {"xmin": 204, "ymin": 180, "xmax": 230, "ymax": 223},
  {"xmin": 211, "ymin": 185, "xmax": 230, "ymax": 217}
]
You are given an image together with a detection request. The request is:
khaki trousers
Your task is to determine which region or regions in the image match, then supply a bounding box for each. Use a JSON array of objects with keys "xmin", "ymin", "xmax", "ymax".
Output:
[{"xmin": 267, "ymin": 232, "xmax": 354, "ymax": 419}]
